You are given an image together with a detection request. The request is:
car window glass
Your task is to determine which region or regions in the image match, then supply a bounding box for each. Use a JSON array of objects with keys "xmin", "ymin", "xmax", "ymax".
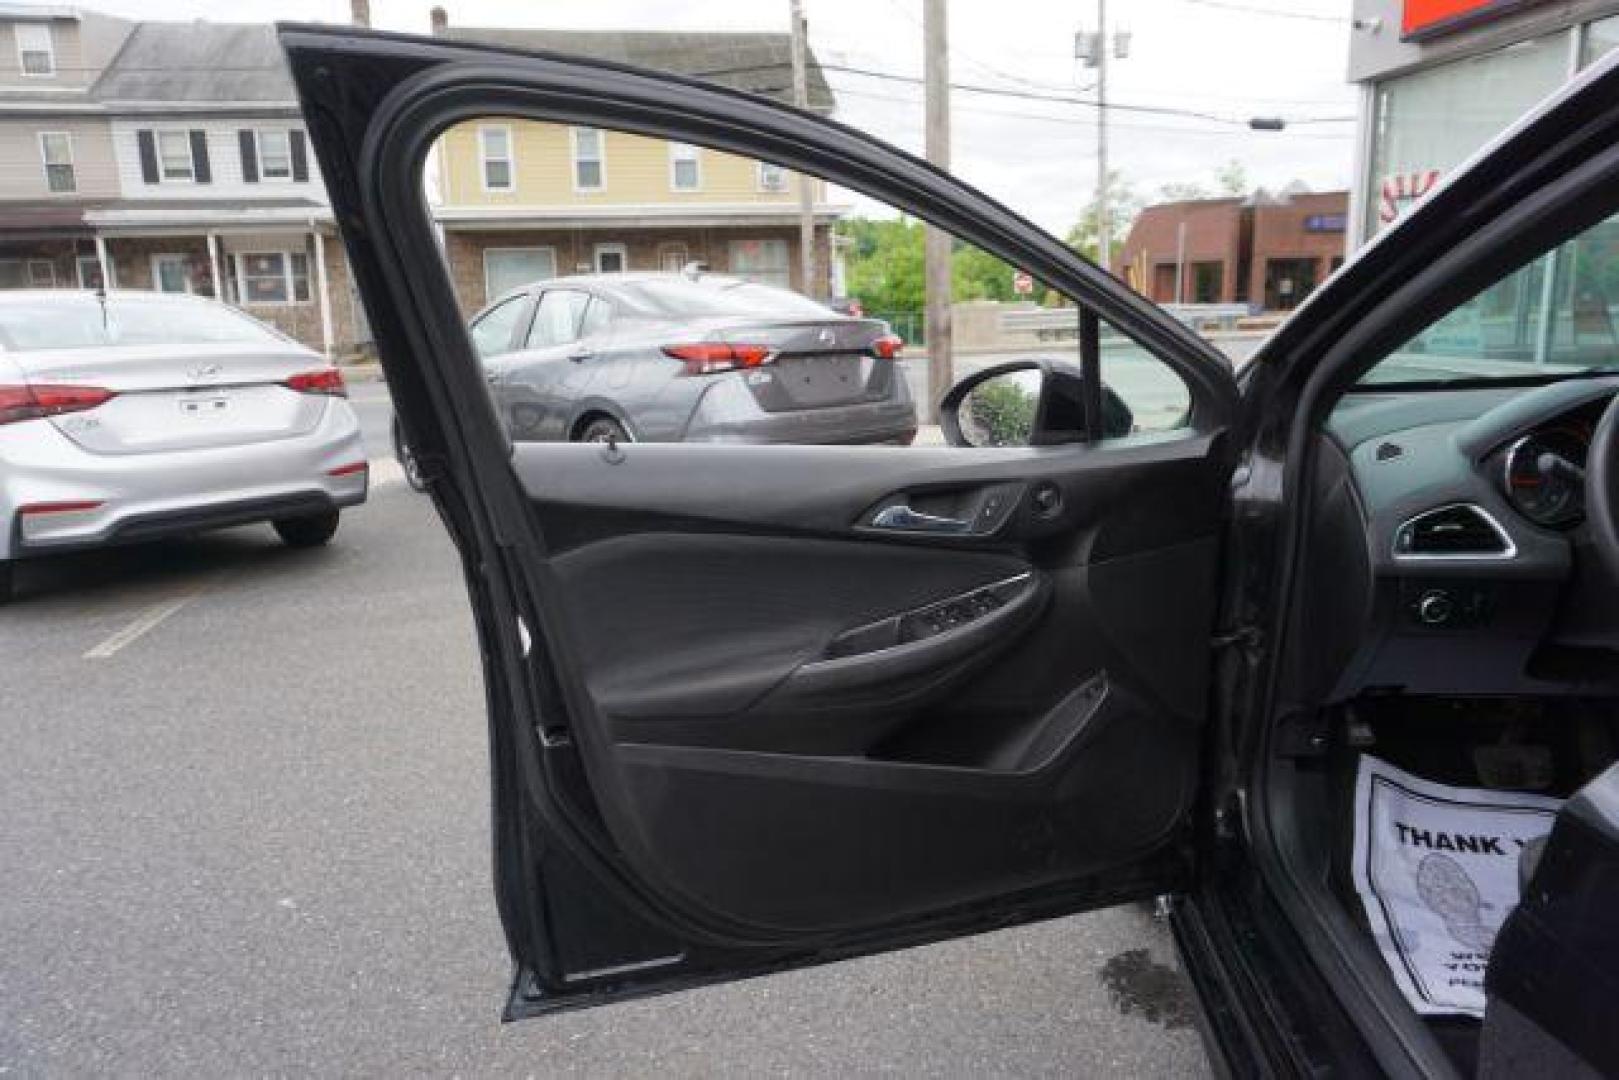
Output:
[
  {"xmin": 580, "ymin": 297, "xmax": 612, "ymax": 339},
  {"xmin": 431, "ymin": 119, "xmax": 1208, "ymax": 445},
  {"xmin": 527, "ymin": 290, "xmax": 590, "ymax": 349},
  {"xmin": 0, "ymin": 297, "xmax": 283, "ymax": 350},
  {"xmin": 470, "ymin": 295, "xmax": 527, "ymax": 358},
  {"xmin": 1361, "ymin": 211, "xmax": 1619, "ymax": 385}
]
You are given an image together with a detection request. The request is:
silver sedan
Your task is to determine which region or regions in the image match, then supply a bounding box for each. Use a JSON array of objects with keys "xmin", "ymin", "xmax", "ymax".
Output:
[{"xmin": 0, "ymin": 290, "xmax": 368, "ymax": 602}]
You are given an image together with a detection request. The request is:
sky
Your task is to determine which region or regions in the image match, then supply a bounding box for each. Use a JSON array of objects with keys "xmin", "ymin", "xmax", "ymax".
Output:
[{"xmin": 72, "ymin": 0, "xmax": 1360, "ymax": 235}]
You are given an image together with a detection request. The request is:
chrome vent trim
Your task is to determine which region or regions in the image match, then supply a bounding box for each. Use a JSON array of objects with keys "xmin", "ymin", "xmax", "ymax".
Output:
[{"xmin": 1392, "ymin": 503, "xmax": 1517, "ymax": 561}]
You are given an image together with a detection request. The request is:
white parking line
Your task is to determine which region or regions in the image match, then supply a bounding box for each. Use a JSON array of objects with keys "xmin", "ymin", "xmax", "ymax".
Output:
[
  {"xmin": 84, "ymin": 577, "xmax": 221, "ymax": 660},
  {"xmin": 368, "ymin": 456, "xmax": 405, "ymax": 487}
]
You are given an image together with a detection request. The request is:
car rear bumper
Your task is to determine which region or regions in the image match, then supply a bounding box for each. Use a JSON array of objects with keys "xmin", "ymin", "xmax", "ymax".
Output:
[
  {"xmin": 0, "ymin": 401, "xmax": 368, "ymax": 560},
  {"xmin": 684, "ymin": 392, "xmax": 919, "ymax": 446}
]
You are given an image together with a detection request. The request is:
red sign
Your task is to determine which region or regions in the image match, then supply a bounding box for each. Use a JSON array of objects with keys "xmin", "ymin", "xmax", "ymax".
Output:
[
  {"xmin": 1401, "ymin": 0, "xmax": 1531, "ymax": 41},
  {"xmin": 1012, "ymin": 270, "xmax": 1034, "ymax": 296}
]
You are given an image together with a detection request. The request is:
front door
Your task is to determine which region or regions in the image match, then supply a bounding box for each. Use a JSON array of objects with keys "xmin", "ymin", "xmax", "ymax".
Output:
[{"xmin": 283, "ymin": 26, "xmax": 1242, "ymax": 1017}]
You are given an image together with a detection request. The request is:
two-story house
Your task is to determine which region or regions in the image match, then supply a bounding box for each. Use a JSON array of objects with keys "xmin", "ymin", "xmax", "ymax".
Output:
[
  {"xmin": 84, "ymin": 20, "xmax": 363, "ymax": 354},
  {"xmin": 432, "ymin": 17, "xmax": 845, "ymax": 312},
  {"xmin": 0, "ymin": 8, "xmax": 366, "ymax": 355},
  {"xmin": 0, "ymin": 4, "xmax": 130, "ymax": 289}
]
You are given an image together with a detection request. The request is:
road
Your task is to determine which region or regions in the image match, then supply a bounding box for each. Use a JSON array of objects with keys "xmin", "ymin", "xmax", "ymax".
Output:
[{"xmin": 0, "ymin": 381, "xmax": 1210, "ymax": 1076}]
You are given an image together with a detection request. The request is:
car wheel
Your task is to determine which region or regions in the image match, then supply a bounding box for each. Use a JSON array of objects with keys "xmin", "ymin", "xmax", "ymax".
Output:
[
  {"xmin": 0, "ymin": 560, "xmax": 14, "ymax": 605},
  {"xmin": 393, "ymin": 417, "xmax": 429, "ymax": 493},
  {"xmin": 273, "ymin": 509, "xmax": 341, "ymax": 548},
  {"xmin": 576, "ymin": 416, "xmax": 629, "ymax": 444}
]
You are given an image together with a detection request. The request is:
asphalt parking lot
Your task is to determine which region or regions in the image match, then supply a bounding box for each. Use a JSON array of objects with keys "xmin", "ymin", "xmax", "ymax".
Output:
[{"xmin": 0, "ymin": 376, "xmax": 1210, "ymax": 1076}]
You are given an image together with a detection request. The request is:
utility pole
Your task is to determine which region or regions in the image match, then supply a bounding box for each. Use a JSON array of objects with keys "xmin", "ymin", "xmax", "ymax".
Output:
[
  {"xmin": 789, "ymin": 0, "xmax": 817, "ymax": 298},
  {"xmin": 1095, "ymin": 0, "xmax": 1110, "ymax": 273},
  {"xmin": 923, "ymin": 0, "xmax": 952, "ymax": 421},
  {"xmin": 1078, "ymin": 4, "xmax": 1129, "ymax": 272}
]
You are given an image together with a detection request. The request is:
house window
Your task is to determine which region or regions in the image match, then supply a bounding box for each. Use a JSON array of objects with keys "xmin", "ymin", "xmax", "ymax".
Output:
[
  {"xmin": 76, "ymin": 254, "xmax": 106, "ymax": 289},
  {"xmin": 480, "ymin": 126, "xmax": 514, "ymax": 191},
  {"xmin": 593, "ymin": 243, "xmax": 627, "ymax": 274},
  {"xmin": 658, "ymin": 244, "xmax": 689, "ymax": 273},
  {"xmin": 158, "ymin": 131, "xmax": 195, "ymax": 181},
  {"xmin": 234, "ymin": 251, "xmax": 311, "ymax": 304},
  {"xmin": 728, "ymin": 238, "xmax": 791, "ymax": 289},
  {"xmin": 757, "ymin": 161, "xmax": 787, "ymax": 193},
  {"xmin": 27, "ymin": 259, "xmax": 57, "ymax": 287},
  {"xmin": 258, "ymin": 130, "xmax": 293, "ymax": 180},
  {"xmin": 15, "ymin": 23, "xmax": 54, "ymax": 76},
  {"xmin": 669, "ymin": 143, "xmax": 701, "ymax": 191},
  {"xmin": 39, "ymin": 132, "xmax": 74, "ymax": 193},
  {"xmin": 572, "ymin": 127, "xmax": 604, "ymax": 191},
  {"xmin": 483, "ymin": 247, "xmax": 557, "ymax": 298}
]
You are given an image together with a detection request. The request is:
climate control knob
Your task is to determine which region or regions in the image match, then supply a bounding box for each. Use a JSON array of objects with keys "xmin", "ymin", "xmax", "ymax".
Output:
[{"xmin": 1417, "ymin": 589, "xmax": 1455, "ymax": 626}]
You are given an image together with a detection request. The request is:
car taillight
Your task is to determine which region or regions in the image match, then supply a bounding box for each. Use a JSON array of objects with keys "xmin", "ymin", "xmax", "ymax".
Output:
[
  {"xmin": 0, "ymin": 383, "xmax": 116, "ymax": 426},
  {"xmin": 285, "ymin": 368, "xmax": 347, "ymax": 397},
  {"xmin": 662, "ymin": 343, "xmax": 775, "ymax": 376},
  {"xmin": 871, "ymin": 334, "xmax": 904, "ymax": 360}
]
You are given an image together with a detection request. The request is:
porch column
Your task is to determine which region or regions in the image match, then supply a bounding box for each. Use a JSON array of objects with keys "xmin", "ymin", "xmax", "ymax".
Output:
[
  {"xmin": 207, "ymin": 232, "xmax": 223, "ymax": 302},
  {"xmin": 313, "ymin": 229, "xmax": 334, "ymax": 359},
  {"xmin": 93, "ymin": 234, "xmax": 111, "ymax": 290}
]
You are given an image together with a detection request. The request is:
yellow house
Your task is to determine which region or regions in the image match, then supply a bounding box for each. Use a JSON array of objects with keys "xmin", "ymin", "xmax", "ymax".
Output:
[{"xmin": 429, "ymin": 22, "xmax": 843, "ymax": 312}]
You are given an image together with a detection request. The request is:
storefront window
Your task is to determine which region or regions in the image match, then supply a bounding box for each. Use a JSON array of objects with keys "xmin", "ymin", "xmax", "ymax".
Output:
[{"xmin": 1366, "ymin": 34, "xmax": 1567, "ymax": 237}]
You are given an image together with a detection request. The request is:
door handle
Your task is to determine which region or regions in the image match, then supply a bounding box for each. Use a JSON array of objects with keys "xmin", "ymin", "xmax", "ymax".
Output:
[
  {"xmin": 870, "ymin": 504, "xmax": 971, "ymax": 533},
  {"xmin": 567, "ymin": 346, "xmax": 594, "ymax": 363}
]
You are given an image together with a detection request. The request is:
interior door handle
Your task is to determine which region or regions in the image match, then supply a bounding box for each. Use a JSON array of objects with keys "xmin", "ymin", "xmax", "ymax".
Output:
[{"xmin": 870, "ymin": 504, "xmax": 971, "ymax": 533}]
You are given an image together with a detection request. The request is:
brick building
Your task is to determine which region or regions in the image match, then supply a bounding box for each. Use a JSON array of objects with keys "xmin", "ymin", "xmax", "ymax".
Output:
[{"xmin": 1117, "ymin": 185, "xmax": 1348, "ymax": 312}]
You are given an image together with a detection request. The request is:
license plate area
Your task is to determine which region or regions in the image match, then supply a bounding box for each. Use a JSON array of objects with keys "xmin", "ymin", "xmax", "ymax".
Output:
[
  {"xmin": 772, "ymin": 354, "xmax": 871, "ymax": 408},
  {"xmin": 177, "ymin": 391, "xmax": 231, "ymax": 416}
]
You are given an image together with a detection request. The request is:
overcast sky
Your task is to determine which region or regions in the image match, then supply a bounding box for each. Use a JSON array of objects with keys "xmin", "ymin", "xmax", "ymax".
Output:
[{"xmin": 76, "ymin": 0, "xmax": 1359, "ymax": 234}]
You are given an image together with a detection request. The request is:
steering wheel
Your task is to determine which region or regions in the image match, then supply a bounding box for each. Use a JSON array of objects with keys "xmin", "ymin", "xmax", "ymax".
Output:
[{"xmin": 1590, "ymin": 393, "xmax": 1619, "ymax": 577}]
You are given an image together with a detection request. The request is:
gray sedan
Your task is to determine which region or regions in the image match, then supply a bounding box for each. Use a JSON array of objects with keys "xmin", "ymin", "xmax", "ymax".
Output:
[
  {"xmin": 0, "ymin": 291, "xmax": 368, "ymax": 602},
  {"xmin": 449, "ymin": 273, "xmax": 917, "ymax": 448}
]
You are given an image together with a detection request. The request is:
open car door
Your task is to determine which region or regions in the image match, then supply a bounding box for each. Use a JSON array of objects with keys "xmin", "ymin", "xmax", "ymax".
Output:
[{"xmin": 279, "ymin": 26, "xmax": 1243, "ymax": 1017}]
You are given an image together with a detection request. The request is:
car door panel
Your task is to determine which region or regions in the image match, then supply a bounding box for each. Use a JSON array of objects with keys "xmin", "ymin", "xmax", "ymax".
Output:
[
  {"xmin": 281, "ymin": 26, "xmax": 1238, "ymax": 1012},
  {"xmin": 507, "ymin": 438, "xmax": 1222, "ymax": 935}
]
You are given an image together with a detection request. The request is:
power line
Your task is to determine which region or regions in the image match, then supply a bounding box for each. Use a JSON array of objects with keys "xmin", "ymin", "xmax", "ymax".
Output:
[
  {"xmin": 828, "ymin": 85, "xmax": 1354, "ymax": 139},
  {"xmin": 698, "ymin": 59, "xmax": 1353, "ymax": 126}
]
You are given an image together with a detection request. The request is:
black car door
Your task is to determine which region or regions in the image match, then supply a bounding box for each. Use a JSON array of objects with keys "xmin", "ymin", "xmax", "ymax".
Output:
[{"xmin": 280, "ymin": 26, "xmax": 1243, "ymax": 1016}]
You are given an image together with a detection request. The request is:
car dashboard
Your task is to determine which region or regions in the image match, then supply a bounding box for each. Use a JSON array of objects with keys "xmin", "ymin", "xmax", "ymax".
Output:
[{"xmin": 1308, "ymin": 375, "xmax": 1619, "ymax": 701}]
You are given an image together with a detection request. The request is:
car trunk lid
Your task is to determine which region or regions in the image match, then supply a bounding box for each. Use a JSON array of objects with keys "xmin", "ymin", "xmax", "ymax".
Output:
[
  {"xmin": 10, "ymin": 343, "xmax": 333, "ymax": 455},
  {"xmin": 695, "ymin": 317, "xmax": 898, "ymax": 412}
]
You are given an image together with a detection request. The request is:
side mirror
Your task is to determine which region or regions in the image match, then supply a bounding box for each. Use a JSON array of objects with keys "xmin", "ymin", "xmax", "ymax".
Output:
[{"xmin": 940, "ymin": 360, "xmax": 1133, "ymax": 448}]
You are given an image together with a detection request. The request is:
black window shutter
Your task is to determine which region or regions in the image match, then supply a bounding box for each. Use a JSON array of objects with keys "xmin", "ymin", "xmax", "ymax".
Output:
[
  {"xmin": 290, "ymin": 130, "xmax": 309, "ymax": 182},
  {"xmin": 239, "ymin": 130, "xmax": 258, "ymax": 183},
  {"xmin": 137, "ymin": 130, "xmax": 158, "ymax": 184},
  {"xmin": 190, "ymin": 130, "xmax": 211, "ymax": 183}
]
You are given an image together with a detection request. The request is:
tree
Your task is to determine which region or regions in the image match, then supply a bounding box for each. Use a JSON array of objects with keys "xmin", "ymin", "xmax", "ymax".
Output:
[
  {"xmin": 838, "ymin": 216, "xmax": 1027, "ymax": 313},
  {"xmin": 840, "ymin": 216, "xmax": 924, "ymax": 314},
  {"xmin": 1065, "ymin": 170, "xmax": 1141, "ymax": 269},
  {"xmin": 1216, "ymin": 158, "xmax": 1248, "ymax": 196}
]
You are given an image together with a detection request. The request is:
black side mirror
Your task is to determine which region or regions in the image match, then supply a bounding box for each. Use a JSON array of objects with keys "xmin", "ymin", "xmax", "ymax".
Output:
[{"xmin": 940, "ymin": 359, "xmax": 1133, "ymax": 448}]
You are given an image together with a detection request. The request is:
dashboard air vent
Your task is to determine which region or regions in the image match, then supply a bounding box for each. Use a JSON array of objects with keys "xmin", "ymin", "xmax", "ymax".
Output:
[{"xmin": 1393, "ymin": 505, "xmax": 1514, "ymax": 559}]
